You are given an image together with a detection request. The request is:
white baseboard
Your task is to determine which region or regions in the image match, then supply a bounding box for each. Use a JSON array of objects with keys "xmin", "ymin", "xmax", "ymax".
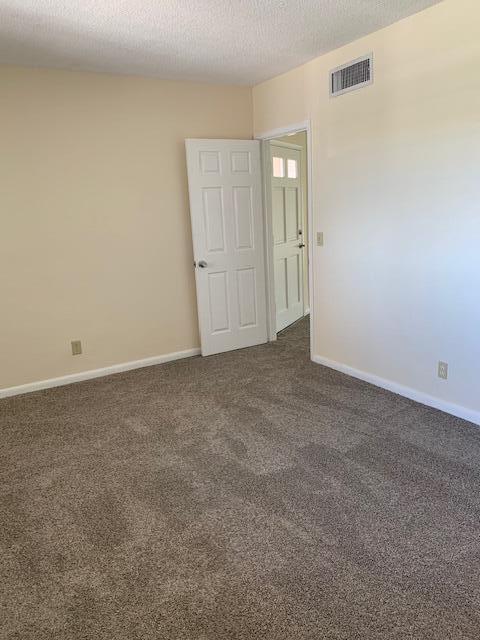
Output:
[
  {"xmin": 0, "ymin": 348, "xmax": 201, "ymax": 400},
  {"xmin": 304, "ymin": 307, "xmax": 311, "ymax": 316},
  {"xmin": 312, "ymin": 355, "xmax": 480, "ymax": 427}
]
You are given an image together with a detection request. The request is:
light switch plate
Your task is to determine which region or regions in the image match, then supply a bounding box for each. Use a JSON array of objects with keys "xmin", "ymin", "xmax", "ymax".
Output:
[
  {"xmin": 317, "ymin": 232, "xmax": 324, "ymax": 246},
  {"xmin": 438, "ymin": 361, "xmax": 448, "ymax": 380},
  {"xmin": 71, "ymin": 340, "xmax": 82, "ymax": 356}
]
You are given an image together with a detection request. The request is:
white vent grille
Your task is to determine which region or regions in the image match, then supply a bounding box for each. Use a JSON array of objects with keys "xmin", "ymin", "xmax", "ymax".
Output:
[{"xmin": 330, "ymin": 54, "xmax": 373, "ymax": 97}]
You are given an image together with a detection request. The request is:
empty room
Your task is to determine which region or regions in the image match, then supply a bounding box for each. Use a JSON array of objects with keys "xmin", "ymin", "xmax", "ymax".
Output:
[{"xmin": 1, "ymin": 0, "xmax": 480, "ymax": 638}]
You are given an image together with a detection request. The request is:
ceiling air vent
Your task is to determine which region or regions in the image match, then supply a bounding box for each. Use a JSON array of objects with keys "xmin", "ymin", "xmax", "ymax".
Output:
[{"xmin": 330, "ymin": 54, "xmax": 373, "ymax": 97}]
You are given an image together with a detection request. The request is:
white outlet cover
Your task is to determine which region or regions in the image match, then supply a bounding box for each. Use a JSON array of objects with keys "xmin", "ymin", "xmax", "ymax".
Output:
[{"xmin": 438, "ymin": 361, "xmax": 448, "ymax": 380}]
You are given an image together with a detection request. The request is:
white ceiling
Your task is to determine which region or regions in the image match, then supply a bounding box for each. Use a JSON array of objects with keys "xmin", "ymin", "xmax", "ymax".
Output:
[{"xmin": 1, "ymin": 1, "xmax": 442, "ymax": 85}]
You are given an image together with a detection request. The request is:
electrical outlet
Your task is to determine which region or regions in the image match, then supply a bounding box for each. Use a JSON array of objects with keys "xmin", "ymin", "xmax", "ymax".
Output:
[
  {"xmin": 317, "ymin": 232, "xmax": 324, "ymax": 246},
  {"xmin": 438, "ymin": 361, "xmax": 448, "ymax": 380},
  {"xmin": 71, "ymin": 340, "xmax": 82, "ymax": 356}
]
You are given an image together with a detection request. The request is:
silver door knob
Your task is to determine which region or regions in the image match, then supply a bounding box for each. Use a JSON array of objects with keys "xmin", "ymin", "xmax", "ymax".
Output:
[{"xmin": 198, "ymin": 260, "xmax": 208, "ymax": 268}]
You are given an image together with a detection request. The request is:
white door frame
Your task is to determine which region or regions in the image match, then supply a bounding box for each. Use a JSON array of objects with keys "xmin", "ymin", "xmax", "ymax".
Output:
[{"xmin": 256, "ymin": 121, "xmax": 314, "ymax": 360}]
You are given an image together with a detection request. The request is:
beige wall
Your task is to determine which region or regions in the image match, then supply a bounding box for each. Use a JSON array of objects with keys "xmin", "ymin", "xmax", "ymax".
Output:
[
  {"xmin": 253, "ymin": 0, "xmax": 480, "ymax": 419},
  {"xmin": 0, "ymin": 66, "xmax": 253, "ymax": 389}
]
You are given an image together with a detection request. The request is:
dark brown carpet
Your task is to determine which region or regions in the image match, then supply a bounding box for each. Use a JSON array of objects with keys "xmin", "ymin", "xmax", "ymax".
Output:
[{"xmin": 1, "ymin": 318, "xmax": 480, "ymax": 639}]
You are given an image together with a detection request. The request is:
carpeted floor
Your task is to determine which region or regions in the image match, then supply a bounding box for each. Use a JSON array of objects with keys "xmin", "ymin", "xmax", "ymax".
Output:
[{"xmin": 1, "ymin": 318, "xmax": 480, "ymax": 639}]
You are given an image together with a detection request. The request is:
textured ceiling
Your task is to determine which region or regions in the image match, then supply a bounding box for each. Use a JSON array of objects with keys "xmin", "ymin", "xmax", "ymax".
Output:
[{"xmin": 0, "ymin": 1, "xmax": 442, "ymax": 85}]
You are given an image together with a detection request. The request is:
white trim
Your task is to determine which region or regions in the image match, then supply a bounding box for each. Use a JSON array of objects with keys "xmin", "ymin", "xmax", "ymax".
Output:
[
  {"xmin": 256, "ymin": 120, "xmax": 314, "ymax": 360},
  {"xmin": 0, "ymin": 348, "xmax": 200, "ymax": 399},
  {"xmin": 312, "ymin": 355, "xmax": 480, "ymax": 427},
  {"xmin": 306, "ymin": 121, "xmax": 314, "ymax": 362},
  {"xmin": 256, "ymin": 121, "xmax": 311, "ymax": 141},
  {"xmin": 269, "ymin": 140, "xmax": 302, "ymax": 151},
  {"xmin": 260, "ymin": 139, "xmax": 277, "ymax": 341}
]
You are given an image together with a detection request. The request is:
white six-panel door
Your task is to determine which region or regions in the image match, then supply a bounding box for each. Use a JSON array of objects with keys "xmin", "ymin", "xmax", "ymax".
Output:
[
  {"xmin": 270, "ymin": 142, "xmax": 305, "ymax": 332},
  {"xmin": 186, "ymin": 139, "xmax": 268, "ymax": 356}
]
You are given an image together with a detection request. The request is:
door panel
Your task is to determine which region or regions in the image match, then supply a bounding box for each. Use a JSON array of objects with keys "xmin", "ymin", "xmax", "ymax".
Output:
[
  {"xmin": 237, "ymin": 268, "xmax": 257, "ymax": 328},
  {"xmin": 200, "ymin": 151, "xmax": 221, "ymax": 174},
  {"xmin": 233, "ymin": 187, "xmax": 254, "ymax": 250},
  {"xmin": 202, "ymin": 188, "xmax": 225, "ymax": 252},
  {"xmin": 271, "ymin": 143, "xmax": 304, "ymax": 332},
  {"xmin": 272, "ymin": 187, "xmax": 286, "ymax": 244},
  {"xmin": 274, "ymin": 258, "xmax": 288, "ymax": 313},
  {"xmin": 285, "ymin": 188, "xmax": 299, "ymax": 241},
  {"xmin": 287, "ymin": 254, "xmax": 301, "ymax": 304},
  {"xmin": 231, "ymin": 151, "xmax": 251, "ymax": 173},
  {"xmin": 186, "ymin": 139, "xmax": 267, "ymax": 356},
  {"xmin": 208, "ymin": 271, "xmax": 230, "ymax": 333}
]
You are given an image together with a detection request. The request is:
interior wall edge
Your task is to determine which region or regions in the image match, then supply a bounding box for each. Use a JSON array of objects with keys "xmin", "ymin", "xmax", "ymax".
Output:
[
  {"xmin": 1, "ymin": 64, "xmax": 253, "ymax": 388},
  {"xmin": 0, "ymin": 348, "xmax": 200, "ymax": 400},
  {"xmin": 312, "ymin": 355, "xmax": 480, "ymax": 428}
]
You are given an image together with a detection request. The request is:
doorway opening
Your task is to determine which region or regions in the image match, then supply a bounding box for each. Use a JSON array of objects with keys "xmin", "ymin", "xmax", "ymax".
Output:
[
  {"xmin": 258, "ymin": 123, "xmax": 313, "ymax": 357},
  {"xmin": 185, "ymin": 125, "xmax": 313, "ymax": 360}
]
